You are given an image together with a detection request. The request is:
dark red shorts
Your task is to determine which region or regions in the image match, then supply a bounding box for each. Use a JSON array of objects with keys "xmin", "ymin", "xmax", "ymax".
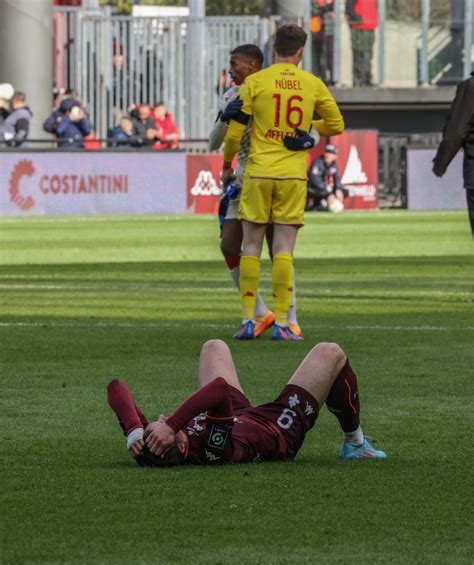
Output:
[
  {"xmin": 230, "ymin": 384, "xmax": 319, "ymax": 459},
  {"xmin": 229, "ymin": 385, "xmax": 252, "ymax": 412}
]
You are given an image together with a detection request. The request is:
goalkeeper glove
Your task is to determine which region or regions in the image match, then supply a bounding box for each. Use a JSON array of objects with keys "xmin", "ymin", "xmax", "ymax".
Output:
[
  {"xmin": 284, "ymin": 128, "xmax": 317, "ymax": 151},
  {"xmin": 220, "ymin": 97, "xmax": 243, "ymax": 122}
]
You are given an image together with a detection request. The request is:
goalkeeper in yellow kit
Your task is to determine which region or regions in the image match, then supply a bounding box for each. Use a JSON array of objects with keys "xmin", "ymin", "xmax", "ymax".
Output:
[{"xmin": 221, "ymin": 24, "xmax": 344, "ymax": 340}]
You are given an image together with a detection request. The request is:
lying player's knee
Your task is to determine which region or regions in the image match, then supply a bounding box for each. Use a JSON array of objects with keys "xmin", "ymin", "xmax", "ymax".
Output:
[
  {"xmin": 201, "ymin": 339, "xmax": 229, "ymax": 356},
  {"xmin": 313, "ymin": 342, "xmax": 346, "ymax": 364}
]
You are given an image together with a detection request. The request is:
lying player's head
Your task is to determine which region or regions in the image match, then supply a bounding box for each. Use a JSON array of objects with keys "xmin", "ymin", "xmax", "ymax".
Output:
[
  {"xmin": 274, "ymin": 24, "xmax": 307, "ymax": 62},
  {"xmin": 229, "ymin": 44, "xmax": 264, "ymax": 85},
  {"xmin": 137, "ymin": 429, "xmax": 189, "ymax": 467}
]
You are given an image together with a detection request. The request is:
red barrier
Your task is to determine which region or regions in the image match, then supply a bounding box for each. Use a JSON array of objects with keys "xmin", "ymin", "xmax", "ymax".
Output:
[
  {"xmin": 186, "ymin": 154, "xmax": 224, "ymax": 214},
  {"xmin": 187, "ymin": 130, "xmax": 378, "ymax": 215},
  {"xmin": 330, "ymin": 130, "xmax": 378, "ymax": 209}
]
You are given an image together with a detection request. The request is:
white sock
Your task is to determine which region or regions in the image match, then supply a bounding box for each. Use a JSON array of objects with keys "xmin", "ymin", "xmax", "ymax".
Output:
[
  {"xmin": 230, "ymin": 266, "xmax": 240, "ymax": 290},
  {"xmin": 230, "ymin": 266, "xmax": 268, "ymax": 317},
  {"xmin": 344, "ymin": 426, "xmax": 364, "ymax": 446},
  {"xmin": 254, "ymin": 292, "xmax": 268, "ymax": 317},
  {"xmin": 287, "ymin": 267, "xmax": 298, "ymax": 325}
]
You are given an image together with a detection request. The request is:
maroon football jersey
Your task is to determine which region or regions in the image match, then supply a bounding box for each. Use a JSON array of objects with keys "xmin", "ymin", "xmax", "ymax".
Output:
[
  {"xmin": 184, "ymin": 412, "xmax": 287, "ymax": 465},
  {"xmin": 182, "ymin": 384, "xmax": 318, "ymax": 465}
]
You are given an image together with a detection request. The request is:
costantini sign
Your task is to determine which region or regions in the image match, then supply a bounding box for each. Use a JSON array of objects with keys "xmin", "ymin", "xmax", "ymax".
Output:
[{"xmin": 0, "ymin": 153, "xmax": 187, "ymax": 216}]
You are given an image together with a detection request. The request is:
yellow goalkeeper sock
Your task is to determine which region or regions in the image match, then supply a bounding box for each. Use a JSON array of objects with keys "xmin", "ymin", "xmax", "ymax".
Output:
[
  {"xmin": 272, "ymin": 252, "xmax": 293, "ymax": 325},
  {"xmin": 240, "ymin": 255, "xmax": 260, "ymax": 321}
]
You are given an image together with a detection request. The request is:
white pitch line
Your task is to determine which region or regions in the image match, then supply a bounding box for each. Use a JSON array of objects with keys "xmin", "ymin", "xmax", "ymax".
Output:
[
  {"xmin": 0, "ymin": 321, "xmax": 472, "ymax": 331},
  {"xmin": 0, "ymin": 284, "xmax": 227, "ymax": 292},
  {"xmin": 0, "ymin": 215, "xmax": 215, "ymax": 225}
]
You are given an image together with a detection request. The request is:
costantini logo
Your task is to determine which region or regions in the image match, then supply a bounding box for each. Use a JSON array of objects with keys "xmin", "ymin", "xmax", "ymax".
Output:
[
  {"xmin": 9, "ymin": 160, "xmax": 36, "ymax": 211},
  {"xmin": 341, "ymin": 145, "xmax": 368, "ymax": 184}
]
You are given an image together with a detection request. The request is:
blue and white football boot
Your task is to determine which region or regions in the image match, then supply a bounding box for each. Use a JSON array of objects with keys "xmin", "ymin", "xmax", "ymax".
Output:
[
  {"xmin": 340, "ymin": 436, "xmax": 387, "ymax": 460},
  {"xmin": 233, "ymin": 320, "xmax": 256, "ymax": 340}
]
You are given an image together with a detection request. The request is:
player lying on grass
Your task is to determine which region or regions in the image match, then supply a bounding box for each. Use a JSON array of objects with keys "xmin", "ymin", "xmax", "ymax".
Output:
[
  {"xmin": 108, "ymin": 339, "xmax": 386, "ymax": 466},
  {"xmin": 209, "ymin": 44, "xmax": 309, "ymax": 339}
]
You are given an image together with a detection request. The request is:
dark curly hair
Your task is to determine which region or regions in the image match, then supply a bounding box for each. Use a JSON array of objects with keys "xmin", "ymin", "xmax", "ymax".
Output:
[
  {"xmin": 136, "ymin": 443, "xmax": 184, "ymax": 467},
  {"xmin": 230, "ymin": 44, "xmax": 264, "ymax": 67}
]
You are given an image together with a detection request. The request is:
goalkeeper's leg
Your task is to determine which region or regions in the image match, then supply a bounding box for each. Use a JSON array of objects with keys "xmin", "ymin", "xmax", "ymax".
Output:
[{"xmin": 221, "ymin": 216, "xmax": 269, "ymax": 317}]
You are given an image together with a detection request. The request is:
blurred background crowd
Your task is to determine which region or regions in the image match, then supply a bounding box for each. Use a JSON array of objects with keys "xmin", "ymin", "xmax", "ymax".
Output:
[
  {"xmin": 0, "ymin": 0, "xmax": 471, "ymax": 149},
  {"xmin": 0, "ymin": 83, "xmax": 179, "ymax": 149}
]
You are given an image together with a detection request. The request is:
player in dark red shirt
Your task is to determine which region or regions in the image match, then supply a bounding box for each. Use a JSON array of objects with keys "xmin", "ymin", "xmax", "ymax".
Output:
[{"xmin": 107, "ymin": 340, "xmax": 386, "ymax": 464}]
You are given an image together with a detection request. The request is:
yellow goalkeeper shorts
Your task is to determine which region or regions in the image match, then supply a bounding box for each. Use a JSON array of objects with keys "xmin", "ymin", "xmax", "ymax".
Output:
[{"xmin": 238, "ymin": 176, "xmax": 307, "ymax": 225}]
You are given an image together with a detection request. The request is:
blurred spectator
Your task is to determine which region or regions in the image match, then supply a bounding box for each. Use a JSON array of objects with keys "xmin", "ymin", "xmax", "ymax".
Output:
[
  {"xmin": 113, "ymin": 41, "xmax": 125, "ymax": 72},
  {"xmin": 131, "ymin": 104, "xmax": 158, "ymax": 145},
  {"xmin": 0, "ymin": 91, "xmax": 32, "ymax": 147},
  {"xmin": 307, "ymin": 144, "xmax": 348, "ymax": 212},
  {"xmin": 43, "ymin": 99, "xmax": 91, "ymax": 148},
  {"xmin": 107, "ymin": 116, "xmax": 145, "ymax": 148},
  {"xmin": 216, "ymin": 68, "xmax": 236, "ymax": 95},
  {"xmin": 0, "ymin": 100, "xmax": 8, "ymax": 124},
  {"xmin": 53, "ymin": 87, "xmax": 80, "ymax": 111},
  {"xmin": 0, "ymin": 83, "xmax": 14, "ymax": 124},
  {"xmin": 310, "ymin": 1, "xmax": 335, "ymax": 84},
  {"xmin": 152, "ymin": 101, "xmax": 179, "ymax": 149},
  {"xmin": 346, "ymin": 0, "xmax": 378, "ymax": 87},
  {"xmin": 44, "ymin": 97, "xmax": 80, "ymax": 134}
]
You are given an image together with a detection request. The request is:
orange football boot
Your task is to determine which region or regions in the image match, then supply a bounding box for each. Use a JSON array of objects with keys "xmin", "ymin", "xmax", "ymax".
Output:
[
  {"xmin": 287, "ymin": 322, "xmax": 303, "ymax": 339},
  {"xmin": 254, "ymin": 311, "xmax": 276, "ymax": 338}
]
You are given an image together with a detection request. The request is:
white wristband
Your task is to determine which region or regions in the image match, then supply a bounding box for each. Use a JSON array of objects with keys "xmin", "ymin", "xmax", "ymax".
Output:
[{"xmin": 126, "ymin": 428, "xmax": 144, "ymax": 449}]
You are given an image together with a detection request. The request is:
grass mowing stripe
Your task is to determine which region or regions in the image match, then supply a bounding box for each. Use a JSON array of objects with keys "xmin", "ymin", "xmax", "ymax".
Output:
[{"xmin": 1, "ymin": 321, "xmax": 474, "ymax": 331}]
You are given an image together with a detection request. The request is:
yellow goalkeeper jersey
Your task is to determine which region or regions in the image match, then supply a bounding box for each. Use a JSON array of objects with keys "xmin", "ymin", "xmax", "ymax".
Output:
[{"xmin": 224, "ymin": 63, "xmax": 344, "ymax": 180}]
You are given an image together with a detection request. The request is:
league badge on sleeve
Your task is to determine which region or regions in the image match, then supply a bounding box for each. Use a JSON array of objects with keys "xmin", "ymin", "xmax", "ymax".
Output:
[{"xmin": 208, "ymin": 423, "xmax": 230, "ymax": 450}]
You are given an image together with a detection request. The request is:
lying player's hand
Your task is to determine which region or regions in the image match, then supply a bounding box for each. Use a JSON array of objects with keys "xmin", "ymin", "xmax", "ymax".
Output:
[
  {"xmin": 128, "ymin": 438, "xmax": 145, "ymax": 459},
  {"xmin": 145, "ymin": 420, "xmax": 175, "ymax": 456},
  {"xmin": 283, "ymin": 128, "xmax": 317, "ymax": 151},
  {"xmin": 220, "ymin": 97, "xmax": 243, "ymax": 123}
]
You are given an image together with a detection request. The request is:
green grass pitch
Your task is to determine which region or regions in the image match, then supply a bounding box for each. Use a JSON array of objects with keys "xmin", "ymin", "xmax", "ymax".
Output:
[{"xmin": 1, "ymin": 211, "xmax": 473, "ymax": 564}]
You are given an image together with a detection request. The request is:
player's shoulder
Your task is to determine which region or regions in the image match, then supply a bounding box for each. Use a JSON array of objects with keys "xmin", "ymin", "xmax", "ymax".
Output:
[
  {"xmin": 241, "ymin": 69, "xmax": 265, "ymax": 89},
  {"xmin": 246, "ymin": 65, "xmax": 279, "ymax": 85},
  {"xmin": 296, "ymin": 67, "xmax": 326, "ymax": 86}
]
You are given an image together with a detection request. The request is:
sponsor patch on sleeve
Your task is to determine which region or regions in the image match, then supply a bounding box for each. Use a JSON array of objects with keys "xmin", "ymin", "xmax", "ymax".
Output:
[{"xmin": 208, "ymin": 423, "xmax": 230, "ymax": 450}]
